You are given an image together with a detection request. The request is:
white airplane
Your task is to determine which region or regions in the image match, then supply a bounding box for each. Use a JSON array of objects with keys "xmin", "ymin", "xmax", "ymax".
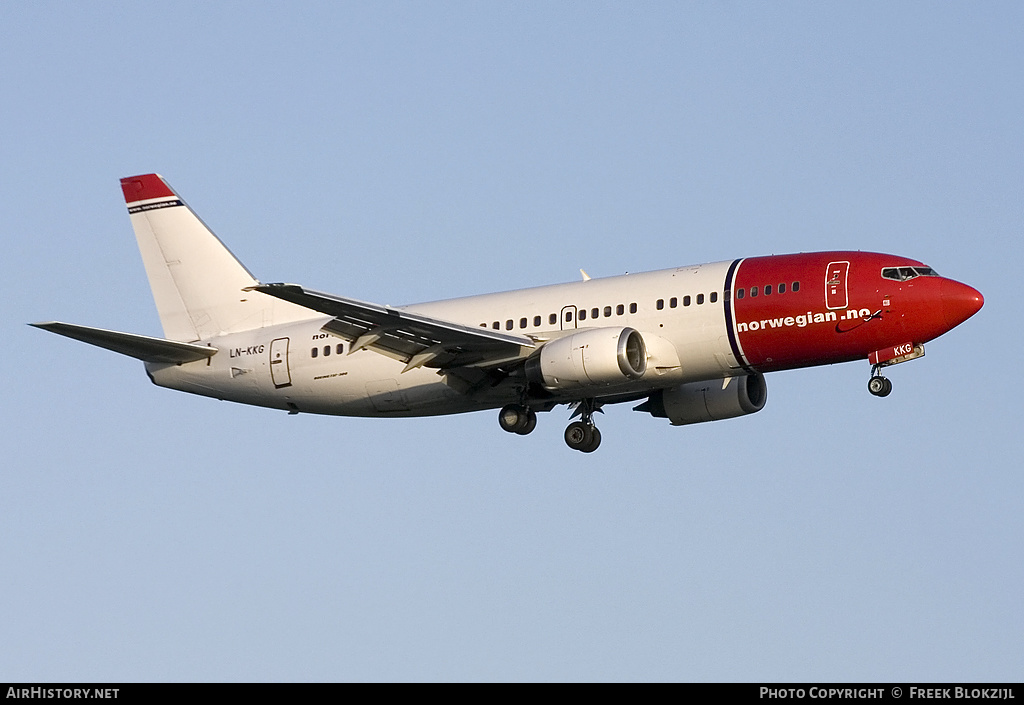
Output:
[{"xmin": 33, "ymin": 174, "xmax": 984, "ymax": 452}]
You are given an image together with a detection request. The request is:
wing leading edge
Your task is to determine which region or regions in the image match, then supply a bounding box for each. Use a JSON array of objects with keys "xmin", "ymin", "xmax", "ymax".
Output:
[
  {"xmin": 250, "ymin": 283, "xmax": 536, "ymax": 371},
  {"xmin": 30, "ymin": 322, "xmax": 217, "ymax": 364}
]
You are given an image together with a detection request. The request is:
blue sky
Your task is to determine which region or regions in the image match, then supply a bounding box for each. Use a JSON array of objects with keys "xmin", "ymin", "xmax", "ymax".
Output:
[{"xmin": 2, "ymin": 2, "xmax": 1021, "ymax": 681}]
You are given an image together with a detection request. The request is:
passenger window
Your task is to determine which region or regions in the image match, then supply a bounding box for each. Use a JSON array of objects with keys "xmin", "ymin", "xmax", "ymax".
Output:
[
  {"xmin": 506, "ymin": 320, "xmax": 513, "ymax": 330},
  {"xmin": 764, "ymin": 284, "xmax": 772, "ymax": 296},
  {"xmin": 778, "ymin": 282, "xmax": 786, "ymax": 294},
  {"xmin": 311, "ymin": 347, "xmax": 318, "ymax": 358},
  {"xmin": 519, "ymin": 317, "xmax": 527, "ymax": 329},
  {"xmin": 549, "ymin": 313, "xmax": 557, "ymax": 325},
  {"xmin": 669, "ymin": 297, "xmax": 677, "ymax": 308},
  {"xmin": 579, "ymin": 309, "xmax": 587, "ymax": 321},
  {"xmin": 710, "ymin": 292, "xmax": 718, "ymax": 303},
  {"xmin": 616, "ymin": 304, "xmax": 624, "ymax": 315},
  {"xmin": 656, "ymin": 299, "xmax": 664, "ymax": 310},
  {"xmin": 492, "ymin": 321, "xmax": 500, "ymax": 330},
  {"xmin": 565, "ymin": 311, "xmax": 573, "ymax": 322},
  {"xmin": 323, "ymin": 345, "xmax": 331, "ymax": 356},
  {"xmin": 750, "ymin": 286, "xmax": 758, "ymax": 297},
  {"xmin": 603, "ymin": 306, "xmax": 611, "ymax": 317},
  {"xmin": 534, "ymin": 315, "xmax": 541, "ymax": 327},
  {"xmin": 629, "ymin": 303, "xmax": 637, "ymax": 313},
  {"xmin": 337, "ymin": 344, "xmax": 344, "ymax": 355},
  {"xmin": 736, "ymin": 289, "xmax": 745, "ymax": 299},
  {"xmin": 591, "ymin": 308, "xmax": 599, "ymax": 319},
  {"xmin": 792, "ymin": 281, "xmax": 800, "ymax": 292},
  {"xmin": 697, "ymin": 293, "xmax": 704, "ymax": 305},
  {"xmin": 683, "ymin": 295, "xmax": 691, "ymax": 306}
]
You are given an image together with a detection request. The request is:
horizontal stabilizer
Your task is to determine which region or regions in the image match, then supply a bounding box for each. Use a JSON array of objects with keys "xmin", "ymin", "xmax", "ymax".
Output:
[{"xmin": 30, "ymin": 322, "xmax": 217, "ymax": 364}]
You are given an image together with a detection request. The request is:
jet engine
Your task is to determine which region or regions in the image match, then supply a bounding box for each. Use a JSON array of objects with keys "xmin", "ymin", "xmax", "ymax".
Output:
[
  {"xmin": 635, "ymin": 372, "xmax": 767, "ymax": 425},
  {"xmin": 526, "ymin": 327, "xmax": 647, "ymax": 391}
]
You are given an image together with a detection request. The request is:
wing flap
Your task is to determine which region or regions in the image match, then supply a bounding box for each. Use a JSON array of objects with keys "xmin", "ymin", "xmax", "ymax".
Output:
[
  {"xmin": 30, "ymin": 322, "xmax": 217, "ymax": 364},
  {"xmin": 251, "ymin": 283, "xmax": 535, "ymax": 369}
]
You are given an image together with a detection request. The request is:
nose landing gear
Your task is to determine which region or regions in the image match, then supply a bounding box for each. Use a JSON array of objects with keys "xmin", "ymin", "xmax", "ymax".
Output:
[
  {"xmin": 868, "ymin": 373, "xmax": 893, "ymax": 397},
  {"xmin": 866, "ymin": 344, "xmax": 925, "ymax": 397}
]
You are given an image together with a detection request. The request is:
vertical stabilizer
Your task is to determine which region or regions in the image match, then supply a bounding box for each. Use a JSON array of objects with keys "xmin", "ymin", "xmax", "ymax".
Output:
[{"xmin": 121, "ymin": 174, "xmax": 313, "ymax": 341}]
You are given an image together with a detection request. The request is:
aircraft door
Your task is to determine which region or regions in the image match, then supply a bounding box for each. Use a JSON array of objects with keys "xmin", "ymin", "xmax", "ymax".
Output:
[
  {"xmin": 825, "ymin": 261, "xmax": 850, "ymax": 310},
  {"xmin": 560, "ymin": 305, "xmax": 578, "ymax": 330},
  {"xmin": 270, "ymin": 337, "xmax": 292, "ymax": 388}
]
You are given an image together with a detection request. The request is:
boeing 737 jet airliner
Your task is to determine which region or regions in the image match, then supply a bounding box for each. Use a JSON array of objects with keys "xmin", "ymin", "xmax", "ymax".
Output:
[{"xmin": 33, "ymin": 174, "xmax": 984, "ymax": 452}]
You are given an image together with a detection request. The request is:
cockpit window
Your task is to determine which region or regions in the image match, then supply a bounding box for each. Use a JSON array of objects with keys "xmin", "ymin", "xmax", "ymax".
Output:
[{"xmin": 881, "ymin": 266, "xmax": 940, "ymax": 281}]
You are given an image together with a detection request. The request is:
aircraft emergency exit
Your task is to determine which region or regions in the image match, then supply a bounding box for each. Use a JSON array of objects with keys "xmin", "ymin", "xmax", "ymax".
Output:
[{"xmin": 32, "ymin": 174, "xmax": 984, "ymax": 452}]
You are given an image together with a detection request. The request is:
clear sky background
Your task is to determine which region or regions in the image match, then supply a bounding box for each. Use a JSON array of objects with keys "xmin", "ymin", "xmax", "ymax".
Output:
[{"xmin": 2, "ymin": 2, "xmax": 1021, "ymax": 682}]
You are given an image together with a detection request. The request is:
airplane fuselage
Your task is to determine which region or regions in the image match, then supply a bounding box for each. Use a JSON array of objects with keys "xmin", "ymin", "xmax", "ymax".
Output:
[
  {"xmin": 35, "ymin": 174, "xmax": 983, "ymax": 452},
  {"xmin": 147, "ymin": 250, "xmax": 981, "ymax": 418}
]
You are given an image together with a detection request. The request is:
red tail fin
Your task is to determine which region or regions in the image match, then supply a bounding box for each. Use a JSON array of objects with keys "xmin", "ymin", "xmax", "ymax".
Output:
[{"xmin": 120, "ymin": 174, "xmax": 175, "ymax": 203}]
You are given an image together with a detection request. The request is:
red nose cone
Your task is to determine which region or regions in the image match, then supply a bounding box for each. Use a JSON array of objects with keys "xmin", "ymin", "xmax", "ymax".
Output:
[{"xmin": 941, "ymin": 279, "xmax": 984, "ymax": 330}]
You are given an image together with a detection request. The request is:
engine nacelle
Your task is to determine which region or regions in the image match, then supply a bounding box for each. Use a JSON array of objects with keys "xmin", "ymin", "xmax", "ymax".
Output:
[
  {"xmin": 526, "ymin": 327, "xmax": 647, "ymax": 391},
  {"xmin": 636, "ymin": 372, "xmax": 767, "ymax": 426}
]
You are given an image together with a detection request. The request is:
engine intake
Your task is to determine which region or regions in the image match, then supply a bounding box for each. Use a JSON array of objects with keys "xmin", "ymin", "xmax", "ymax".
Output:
[
  {"xmin": 636, "ymin": 372, "xmax": 767, "ymax": 425},
  {"xmin": 526, "ymin": 327, "xmax": 647, "ymax": 391}
]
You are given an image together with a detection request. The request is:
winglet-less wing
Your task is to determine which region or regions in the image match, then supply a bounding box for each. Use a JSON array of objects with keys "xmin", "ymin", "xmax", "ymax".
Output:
[
  {"xmin": 250, "ymin": 283, "xmax": 535, "ymax": 370},
  {"xmin": 30, "ymin": 322, "xmax": 217, "ymax": 364}
]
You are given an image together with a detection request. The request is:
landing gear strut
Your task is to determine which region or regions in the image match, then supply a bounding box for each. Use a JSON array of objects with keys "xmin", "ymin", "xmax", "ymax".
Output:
[
  {"xmin": 498, "ymin": 403, "xmax": 537, "ymax": 435},
  {"xmin": 564, "ymin": 399, "xmax": 602, "ymax": 453}
]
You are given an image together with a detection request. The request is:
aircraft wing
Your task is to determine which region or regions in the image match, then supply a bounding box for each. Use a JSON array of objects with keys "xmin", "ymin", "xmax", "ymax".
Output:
[{"xmin": 250, "ymin": 283, "xmax": 536, "ymax": 371}]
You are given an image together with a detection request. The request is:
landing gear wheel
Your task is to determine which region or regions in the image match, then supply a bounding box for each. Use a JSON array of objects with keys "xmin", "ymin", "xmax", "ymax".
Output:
[
  {"xmin": 564, "ymin": 421, "xmax": 592, "ymax": 451},
  {"xmin": 518, "ymin": 409, "xmax": 537, "ymax": 435},
  {"xmin": 564, "ymin": 422, "xmax": 601, "ymax": 453},
  {"xmin": 868, "ymin": 376, "xmax": 892, "ymax": 397},
  {"xmin": 498, "ymin": 404, "xmax": 537, "ymax": 435}
]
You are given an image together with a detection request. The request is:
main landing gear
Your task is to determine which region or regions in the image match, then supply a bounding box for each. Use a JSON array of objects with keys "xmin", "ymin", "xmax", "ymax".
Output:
[
  {"xmin": 564, "ymin": 421, "xmax": 601, "ymax": 453},
  {"xmin": 498, "ymin": 403, "xmax": 537, "ymax": 435},
  {"xmin": 497, "ymin": 399, "xmax": 603, "ymax": 452},
  {"xmin": 564, "ymin": 399, "xmax": 602, "ymax": 453}
]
